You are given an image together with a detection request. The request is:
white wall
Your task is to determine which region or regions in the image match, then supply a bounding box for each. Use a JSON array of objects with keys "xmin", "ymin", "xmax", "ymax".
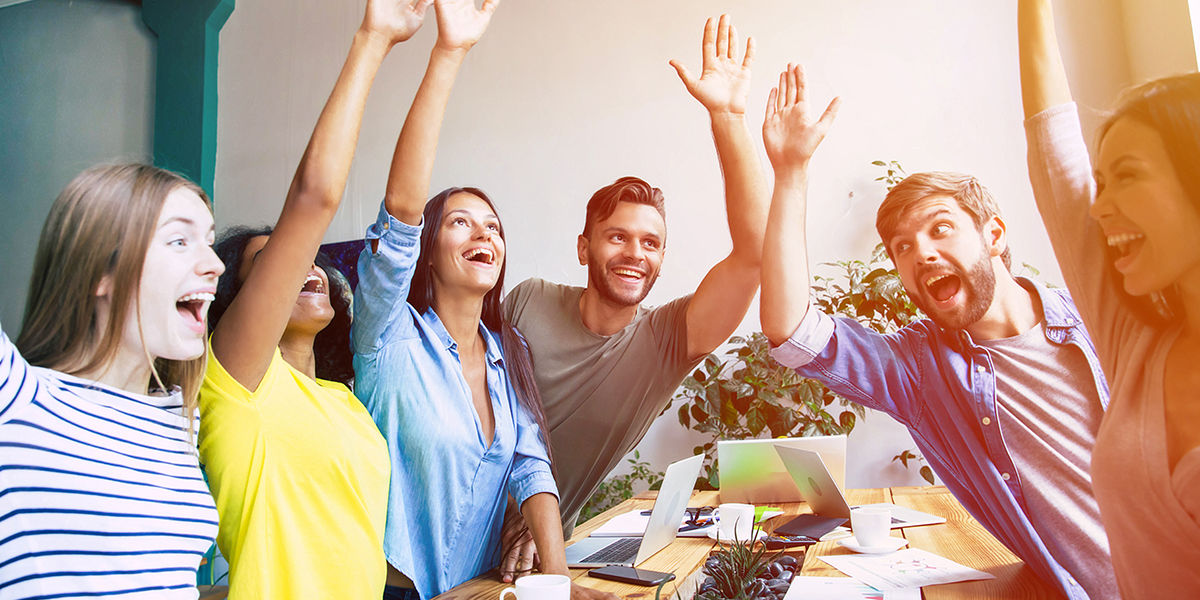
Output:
[
  {"xmin": 1119, "ymin": 0, "xmax": 1197, "ymax": 83},
  {"xmin": 214, "ymin": 0, "xmax": 1133, "ymax": 487},
  {"xmin": 0, "ymin": 0, "xmax": 155, "ymax": 329}
]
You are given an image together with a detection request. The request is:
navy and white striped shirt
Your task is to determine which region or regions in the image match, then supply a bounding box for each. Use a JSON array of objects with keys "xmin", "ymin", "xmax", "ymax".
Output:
[{"xmin": 0, "ymin": 326, "xmax": 218, "ymax": 599}]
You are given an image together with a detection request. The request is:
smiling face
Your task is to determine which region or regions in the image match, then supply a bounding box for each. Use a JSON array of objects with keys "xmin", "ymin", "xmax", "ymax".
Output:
[
  {"xmin": 112, "ymin": 186, "xmax": 224, "ymax": 362},
  {"xmin": 1093, "ymin": 116, "xmax": 1200, "ymax": 298},
  {"xmin": 577, "ymin": 201, "xmax": 666, "ymax": 307},
  {"xmin": 886, "ymin": 196, "xmax": 1003, "ymax": 331},
  {"xmin": 430, "ymin": 192, "xmax": 506, "ymax": 298},
  {"xmin": 237, "ymin": 234, "xmax": 335, "ymax": 336}
]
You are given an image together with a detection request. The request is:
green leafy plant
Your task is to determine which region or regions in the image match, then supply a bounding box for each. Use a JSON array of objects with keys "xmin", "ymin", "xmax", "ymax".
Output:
[
  {"xmin": 892, "ymin": 448, "xmax": 936, "ymax": 485},
  {"xmin": 695, "ymin": 526, "xmax": 782, "ymax": 600},
  {"xmin": 577, "ymin": 451, "xmax": 664, "ymax": 523}
]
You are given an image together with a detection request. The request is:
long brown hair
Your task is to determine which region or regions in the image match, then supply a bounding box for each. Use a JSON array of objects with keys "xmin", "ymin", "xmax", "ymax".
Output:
[{"xmin": 17, "ymin": 163, "xmax": 210, "ymax": 423}]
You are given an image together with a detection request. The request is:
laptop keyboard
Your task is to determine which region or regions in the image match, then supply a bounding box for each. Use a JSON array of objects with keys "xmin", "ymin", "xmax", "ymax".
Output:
[{"xmin": 582, "ymin": 537, "xmax": 641, "ymax": 564}]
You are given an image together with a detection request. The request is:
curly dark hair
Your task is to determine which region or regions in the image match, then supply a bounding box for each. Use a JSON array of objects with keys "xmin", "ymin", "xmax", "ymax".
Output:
[{"xmin": 208, "ymin": 226, "xmax": 356, "ymax": 387}]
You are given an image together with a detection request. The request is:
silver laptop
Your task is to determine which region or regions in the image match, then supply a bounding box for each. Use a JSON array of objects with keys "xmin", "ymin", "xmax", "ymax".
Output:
[
  {"xmin": 775, "ymin": 446, "xmax": 944, "ymax": 529},
  {"xmin": 718, "ymin": 436, "xmax": 847, "ymax": 503},
  {"xmin": 565, "ymin": 454, "xmax": 703, "ymax": 567}
]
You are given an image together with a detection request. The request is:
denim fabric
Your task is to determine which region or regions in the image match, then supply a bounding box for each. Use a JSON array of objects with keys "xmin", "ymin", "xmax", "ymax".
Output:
[
  {"xmin": 771, "ymin": 279, "xmax": 1107, "ymax": 600},
  {"xmin": 353, "ymin": 203, "xmax": 558, "ymax": 600}
]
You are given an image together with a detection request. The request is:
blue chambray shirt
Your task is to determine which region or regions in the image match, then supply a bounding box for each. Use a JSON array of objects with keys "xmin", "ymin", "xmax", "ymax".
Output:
[
  {"xmin": 352, "ymin": 202, "xmax": 558, "ymax": 599},
  {"xmin": 771, "ymin": 279, "xmax": 1108, "ymax": 600}
]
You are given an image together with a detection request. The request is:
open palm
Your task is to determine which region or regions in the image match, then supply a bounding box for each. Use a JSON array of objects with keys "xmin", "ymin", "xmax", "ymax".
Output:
[
  {"xmin": 435, "ymin": 0, "xmax": 500, "ymax": 51},
  {"xmin": 362, "ymin": 0, "xmax": 433, "ymax": 45},
  {"xmin": 671, "ymin": 15, "xmax": 754, "ymax": 115},
  {"xmin": 762, "ymin": 64, "xmax": 840, "ymax": 168}
]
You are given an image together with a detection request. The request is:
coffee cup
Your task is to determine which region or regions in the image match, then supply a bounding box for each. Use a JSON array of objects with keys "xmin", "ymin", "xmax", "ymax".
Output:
[
  {"xmin": 850, "ymin": 506, "xmax": 892, "ymax": 547},
  {"xmin": 713, "ymin": 502, "xmax": 756, "ymax": 541},
  {"xmin": 499, "ymin": 574, "xmax": 570, "ymax": 600}
]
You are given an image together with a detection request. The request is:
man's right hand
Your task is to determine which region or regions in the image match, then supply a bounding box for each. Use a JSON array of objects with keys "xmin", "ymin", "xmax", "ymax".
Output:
[
  {"xmin": 762, "ymin": 63, "xmax": 840, "ymax": 172},
  {"xmin": 361, "ymin": 0, "xmax": 434, "ymax": 47},
  {"xmin": 499, "ymin": 503, "xmax": 538, "ymax": 583}
]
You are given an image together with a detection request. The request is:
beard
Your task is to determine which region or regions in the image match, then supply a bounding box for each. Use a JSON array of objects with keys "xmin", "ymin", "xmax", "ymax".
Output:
[
  {"xmin": 911, "ymin": 253, "xmax": 996, "ymax": 331},
  {"xmin": 588, "ymin": 259, "xmax": 659, "ymax": 307}
]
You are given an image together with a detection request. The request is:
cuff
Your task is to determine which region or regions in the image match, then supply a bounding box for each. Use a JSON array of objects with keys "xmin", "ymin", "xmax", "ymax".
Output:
[
  {"xmin": 769, "ymin": 304, "xmax": 835, "ymax": 369},
  {"xmin": 365, "ymin": 200, "xmax": 422, "ymax": 248},
  {"xmin": 511, "ymin": 470, "xmax": 559, "ymax": 508}
]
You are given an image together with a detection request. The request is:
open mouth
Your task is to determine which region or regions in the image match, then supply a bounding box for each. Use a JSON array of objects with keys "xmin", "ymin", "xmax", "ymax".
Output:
[
  {"xmin": 611, "ymin": 266, "xmax": 645, "ymax": 282},
  {"xmin": 176, "ymin": 292, "xmax": 214, "ymax": 329},
  {"xmin": 300, "ymin": 274, "xmax": 326, "ymax": 295},
  {"xmin": 924, "ymin": 273, "xmax": 961, "ymax": 304},
  {"xmin": 463, "ymin": 247, "xmax": 495, "ymax": 265},
  {"xmin": 1106, "ymin": 232, "xmax": 1145, "ymax": 270}
]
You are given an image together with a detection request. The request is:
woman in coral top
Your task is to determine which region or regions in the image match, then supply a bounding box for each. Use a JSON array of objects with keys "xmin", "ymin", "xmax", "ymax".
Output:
[
  {"xmin": 199, "ymin": 1, "xmax": 432, "ymax": 597},
  {"xmin": 1017, "ymin": 0, "xmax": 1200, "ymax": 595}
]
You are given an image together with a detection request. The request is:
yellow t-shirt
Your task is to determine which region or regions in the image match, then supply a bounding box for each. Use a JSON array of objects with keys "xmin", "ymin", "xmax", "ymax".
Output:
[{"xmin": 199, "ymin": 347, "xmax": 389, "ymax": 599}]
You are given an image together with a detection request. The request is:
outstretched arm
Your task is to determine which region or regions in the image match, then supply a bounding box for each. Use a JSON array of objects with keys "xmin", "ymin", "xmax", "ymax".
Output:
[
  {"xmin": 1018, "ymin": 0, "xmax": 1072, "ymax": 118},
  {"xmin": 383, "ymin": 0, "xmax": 499, "ymax": 226},
  {"xmin": 669, "ymin": 15, "xmax": 770, "ymax": 359},
  {"xmin": 520, "ymin": 493, "xmax": 618, "ymax": 600},
  {"xmin": 212, "ymin": 0, "xmax": 431, "ymax": 389},
  {"xmin": 759, "ymin": 64, "xmax": 840, "ymax": 346}
]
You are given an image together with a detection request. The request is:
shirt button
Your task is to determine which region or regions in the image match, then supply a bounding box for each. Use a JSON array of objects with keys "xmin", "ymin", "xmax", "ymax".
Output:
[
  {"xmin": 383, "ymin": 221, "xmax": 390, "ymax": 229},
  {"xmin": 1001, "ymin": 472, "xmax": 1011, "ymax": 481},
  {"xmin": 976, "ymin": 365, "xmax": 986, "ymax": 373},
  {"xmin": 981, "ymin": 417, "xmax": 991, "ymax": 426}
]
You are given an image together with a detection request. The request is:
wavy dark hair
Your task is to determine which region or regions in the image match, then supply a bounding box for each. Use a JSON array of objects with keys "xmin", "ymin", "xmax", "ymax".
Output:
[
  {"xmin": 1097, "ymin": 72, "xmax": 1200, "ymax": 325},
  {"xmin": 208, "ymin": 226, "xmax": 355, "ymax": 387},
  {"xmin": 410, "ymin": 187, "xmax": 553, "ymax": 468}
]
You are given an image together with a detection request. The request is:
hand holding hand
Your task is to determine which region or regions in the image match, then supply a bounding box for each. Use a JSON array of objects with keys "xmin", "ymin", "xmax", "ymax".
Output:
[
  {"xmin": 499, "ymin": 508, "xmax": 537, "ymax": 583},
  {"xmin": 570, "ymin": 582, "xmax": 621, "ymax": 600},
  {"xmin": 434, "ymin": 0, "xmax": 501, "ymax": 52},
  {"xmin": 762, "ymin": 64, "xmax": 840, "ymax": 170},
  {"xmin": 361, "ymin": 0, "xmax": 434, "ymax": 46},
  {"xmin": 670, "ymin": 14, "xmax": 755, "ymax": 116}
]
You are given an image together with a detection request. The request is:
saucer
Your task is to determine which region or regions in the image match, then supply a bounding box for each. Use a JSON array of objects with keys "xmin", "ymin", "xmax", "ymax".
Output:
[
  {"xmin": 837, "ymin": 535, "xmax": 908, "ymax": 554},
  {"xmin": 707, "ymin": 529, "xmax": 768, "ymax": 544}
]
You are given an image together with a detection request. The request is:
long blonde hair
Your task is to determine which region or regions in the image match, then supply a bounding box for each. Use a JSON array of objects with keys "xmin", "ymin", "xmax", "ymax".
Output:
[{"xmin": 17, "ymin": 164, "xmax": 210, "ymax": 424}]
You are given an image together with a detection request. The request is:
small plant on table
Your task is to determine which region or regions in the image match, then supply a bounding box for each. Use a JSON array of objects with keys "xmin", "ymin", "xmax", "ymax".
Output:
[{"xmin": 695, "ymin": 530, "xmax": 800, "ymax": 600}]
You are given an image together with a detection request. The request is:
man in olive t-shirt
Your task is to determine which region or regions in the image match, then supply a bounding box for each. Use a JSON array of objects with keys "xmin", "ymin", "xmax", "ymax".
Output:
[{"xmin": 495, "ymin": 15, "xmax": 770, "ymax": 580}]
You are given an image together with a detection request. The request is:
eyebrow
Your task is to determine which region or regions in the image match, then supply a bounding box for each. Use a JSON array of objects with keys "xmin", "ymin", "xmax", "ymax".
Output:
[{"xmin": 445, "ymin": 208, "xmax": 498, "ymax": 220}]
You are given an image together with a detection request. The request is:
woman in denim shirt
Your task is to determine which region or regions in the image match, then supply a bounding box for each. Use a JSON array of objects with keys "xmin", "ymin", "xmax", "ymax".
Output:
[{"xmin": 351, "ymin": 2, "xmax": 613, "ymax": 599}]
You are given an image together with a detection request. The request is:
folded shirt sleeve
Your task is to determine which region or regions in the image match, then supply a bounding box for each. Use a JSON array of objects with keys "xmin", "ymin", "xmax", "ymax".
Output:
[
  {"xmin": 508, "ymin": 402, "xmax": 559, "ymax": 507},
  {"xmin": 352, "ymin": 201, "xmax": 423, "ymax": 355}
]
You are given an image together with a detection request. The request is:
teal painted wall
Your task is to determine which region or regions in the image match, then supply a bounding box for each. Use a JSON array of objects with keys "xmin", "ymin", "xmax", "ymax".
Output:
[{"xmin": 0, "ymin": 0, "xmax": 155, "ymax": 329}]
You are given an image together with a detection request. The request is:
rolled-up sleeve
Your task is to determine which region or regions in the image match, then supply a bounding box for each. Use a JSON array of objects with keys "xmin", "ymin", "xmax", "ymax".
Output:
[
  {"xmin": 507, "ymin": 404, "xmax": 559, "ymax": 507},
  {"xmin": 353, "ymin": 202, "xmax": 422, "ymax": 354},
  {"xmin": 769, "ymin": 303, "xmax": 836, "ymax": 369}
]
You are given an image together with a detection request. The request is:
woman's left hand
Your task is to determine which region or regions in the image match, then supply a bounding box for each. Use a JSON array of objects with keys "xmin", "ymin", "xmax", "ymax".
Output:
[{"xmin": 434, "ymin": 0, "xmax": 501, "ymax": 52}]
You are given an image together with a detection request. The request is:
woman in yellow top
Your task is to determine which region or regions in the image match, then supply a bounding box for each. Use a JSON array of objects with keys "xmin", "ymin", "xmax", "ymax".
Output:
[{"xmin": 198, "ymin": 1, "xmax": 433, "ymax": 597}]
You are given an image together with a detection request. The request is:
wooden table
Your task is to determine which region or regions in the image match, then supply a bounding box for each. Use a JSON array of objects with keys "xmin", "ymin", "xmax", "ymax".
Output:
[{"xmin": 435, "ymin": 487, "xmax": 1058, "ymax": 600}]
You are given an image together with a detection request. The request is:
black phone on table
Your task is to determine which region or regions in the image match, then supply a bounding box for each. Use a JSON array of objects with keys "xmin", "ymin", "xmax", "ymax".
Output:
[{"xmin": 588, "ymin": 565, "xmax": 676, "ymax": 586}]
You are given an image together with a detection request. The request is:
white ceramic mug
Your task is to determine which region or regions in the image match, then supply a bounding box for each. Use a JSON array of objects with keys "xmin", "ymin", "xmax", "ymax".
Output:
[
  {"xmin": 713, "ymin": 502, "xmax": 756, "ymax": 540},
  {"xmin": 499, "ymin": 574, "xmax": 571, "ymax": 600},
  {"xmin": 850, "ymin": 506, "xmax": 892, "ymax": 547}
]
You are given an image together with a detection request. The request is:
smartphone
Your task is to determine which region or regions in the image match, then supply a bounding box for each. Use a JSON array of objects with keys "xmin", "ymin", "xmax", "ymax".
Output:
[{"xmin": 588, "ymin": 565, "xmax": 677, "ymax": 586}]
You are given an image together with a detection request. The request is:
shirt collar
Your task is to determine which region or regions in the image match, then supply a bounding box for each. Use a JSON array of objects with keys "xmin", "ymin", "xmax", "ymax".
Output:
[
  {"xmin": 421, "ymin": 307, "xmax": 505, "ymax": 366},
  {"xmin": 1017, "ymin": 276, "xmax": 1080, "ymax": 329}
]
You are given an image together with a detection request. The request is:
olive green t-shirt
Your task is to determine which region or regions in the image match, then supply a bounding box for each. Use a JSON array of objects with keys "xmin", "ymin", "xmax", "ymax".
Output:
[{"xmin": 503, "ymin": 278, "xmax": 700, "ymax": 534}]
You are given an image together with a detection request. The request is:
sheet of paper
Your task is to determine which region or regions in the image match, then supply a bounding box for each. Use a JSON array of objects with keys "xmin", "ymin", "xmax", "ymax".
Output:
[
  {"xmin": 782, "ymin": 576, "xmax": 919, "ymax": 600},
  {"xmin": 820, "ymin": 548, "xmax": 995, "ymax": 591},
  {"xmin": 589, "ymin": 509, "xmax": 782, "ymax": 537}
]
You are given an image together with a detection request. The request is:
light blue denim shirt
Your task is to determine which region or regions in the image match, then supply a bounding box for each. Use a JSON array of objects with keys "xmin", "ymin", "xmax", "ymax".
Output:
[
  {"xmin": 771, "ymin": 279, "xmax": 1108, "ymax": 600},
  {"xmin": 352, "ymin": 202, "xmax": 558, "ymax": 599}
]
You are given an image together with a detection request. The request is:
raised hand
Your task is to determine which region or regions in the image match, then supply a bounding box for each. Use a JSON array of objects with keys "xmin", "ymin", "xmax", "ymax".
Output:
[
  {"xmin": 361, "ymin": 0, "xmax": 435, "ymax": 46},
  {"xmin": 434, "ymin": 0, "xmax": 501, "ymax": 52},
  {"xmin": 670, "ymin": 14, "xmax": 755, "ymax": 116},
  {"xmin": 762, "ymin": 64, "xmax": 840, "ymax": 170}
]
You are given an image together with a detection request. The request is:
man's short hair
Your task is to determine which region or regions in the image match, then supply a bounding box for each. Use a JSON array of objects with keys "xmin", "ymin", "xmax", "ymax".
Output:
[
  {"xmin": 875, "ymin": 171, "xmax": 1012, "ymax": 270},
  {"xmin": 581, "ymin": 176, "xmax": 667, "ymax": 238}
]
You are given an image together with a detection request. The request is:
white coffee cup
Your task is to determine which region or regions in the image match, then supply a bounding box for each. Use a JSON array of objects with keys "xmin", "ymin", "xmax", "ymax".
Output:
[
  {"xmin": 499, "ymin": 574, "xmax": 570, "ymax": 600},
  {"xmin": 713, "ymin": 502, "xmax": 756, "ymax": 541},
  {"xmin": 850, "ymin": 506, "xmax": 892, "ymax": 547}
]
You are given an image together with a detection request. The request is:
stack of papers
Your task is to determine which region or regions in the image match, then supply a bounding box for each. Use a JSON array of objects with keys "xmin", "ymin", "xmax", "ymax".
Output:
[
  {"xmin": 588, "ymin": 509, "xmax": 783, "ymax": 538},
  {"xmin": 819, "ymin": 548, "xmax": 995, "ymax": 591},
  {"xmin": 783, "ymin": 577, "xmax": 919, "ymax": 600}
]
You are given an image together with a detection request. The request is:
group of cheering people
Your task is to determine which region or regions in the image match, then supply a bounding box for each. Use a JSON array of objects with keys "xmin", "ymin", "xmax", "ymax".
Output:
[{"xmin": 0, "ymin": 0, "xmax": 1196, "ymax": 598}]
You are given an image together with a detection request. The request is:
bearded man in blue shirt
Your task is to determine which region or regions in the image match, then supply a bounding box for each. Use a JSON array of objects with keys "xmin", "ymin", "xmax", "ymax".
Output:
[{"xmin": 757, "ymin": 64, "xmax": 1117, "ymax": 600}]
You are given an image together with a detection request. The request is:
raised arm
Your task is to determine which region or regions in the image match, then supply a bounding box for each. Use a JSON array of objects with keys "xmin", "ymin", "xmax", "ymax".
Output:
[
  {"xmin": 382, "ymin": 0, "xmax": 499, "ymax": 226},
  {"xmin": 669, "ymin": 15, "xmax": 771, "ymax": 358},
  {"xmin": 212, "ymin": 0, "xmax": 430, "ymax": 389},
  {"xmin": 760, "ymin": 64, "xmax": 840, "ymax": 346},
  {"xmin": 1018, "ymin": 0, "xmax": 1073, "ymax": 118}
]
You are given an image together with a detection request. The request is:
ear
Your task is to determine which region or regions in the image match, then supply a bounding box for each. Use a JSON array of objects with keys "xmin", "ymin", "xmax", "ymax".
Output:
[
  {"xmin": 95, "ymin": 274, "xmax": 113, "ymax": 299},
  {"xmin": 985, "ymin": 215, "xmax": 1008, "ymax": 258},
  {"xmin": 576, "ymin": 234, "xmax": 589, "ymax": 266}
]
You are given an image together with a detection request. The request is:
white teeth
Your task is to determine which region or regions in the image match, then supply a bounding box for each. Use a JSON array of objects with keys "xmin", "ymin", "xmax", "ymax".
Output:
[
  {"xmin": 613, "ymin": 268, "xmax": 643, "ymax": 278},
  {"xmin": 463, "ymin": 248, "xmax": 494, "ymax": 264},
  {"xmin": 305, "ymin": 275, "xmax": 321, "ymax": 283},
  {"xmin": 1105, "ymin": 233, "xmax": 1144, "ymax": 247},
  {"xmin": 925, "ymin": 274, "xmax": 949, "ymax": 287},
  {"xmin": 177, "ymin": 292, "xmax": 214, "ymax": 303}
]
